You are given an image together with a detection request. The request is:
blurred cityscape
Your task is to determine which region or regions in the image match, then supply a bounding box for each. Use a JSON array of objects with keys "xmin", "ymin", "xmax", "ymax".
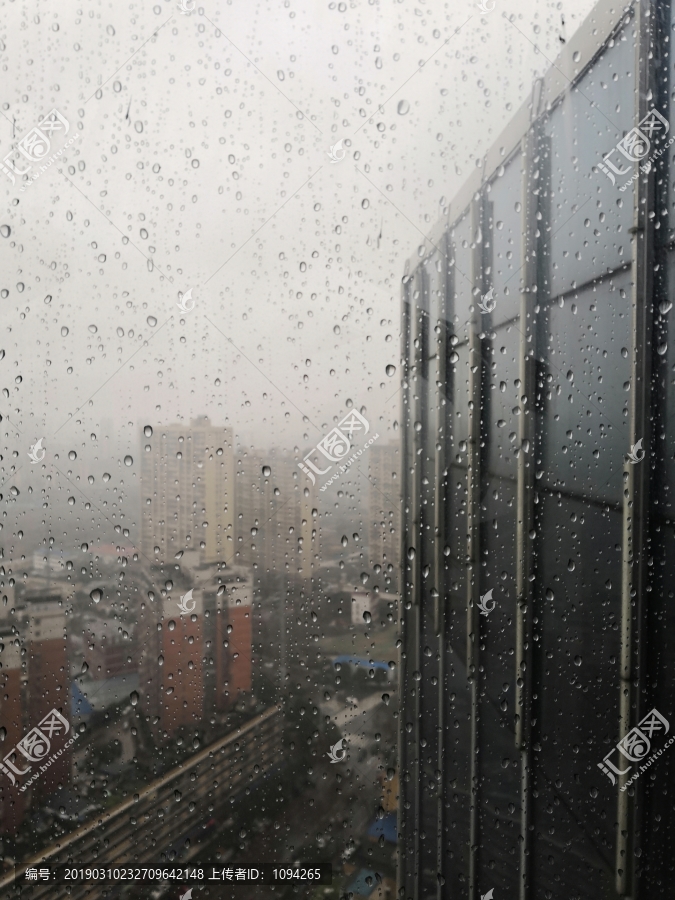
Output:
[{"xmin": 0, "ymin": 418, "xmax": 401, "ymax": 900}]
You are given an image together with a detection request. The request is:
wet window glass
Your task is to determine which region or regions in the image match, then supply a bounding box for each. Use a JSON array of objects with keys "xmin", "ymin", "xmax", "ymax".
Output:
[{"xmin": 3, "ymin": 0, "xmax": 675, "ymax": 898}]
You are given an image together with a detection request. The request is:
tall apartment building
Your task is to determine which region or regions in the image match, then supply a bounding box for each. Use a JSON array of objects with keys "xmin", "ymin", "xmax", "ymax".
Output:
[
  {"xmin": 399, "ymin": 1, "xmax": 675, "ymax": 898},
  {"xmin": 235, "ymin": 449, "xmax": 316, "ymax": 581},
  {"xmin": 367, "ymin": 443, "xmax": 400, "ymax": 594},
  {"xmin": 140, "ymin": 417, "xmax": 235, "ymax": 565}
]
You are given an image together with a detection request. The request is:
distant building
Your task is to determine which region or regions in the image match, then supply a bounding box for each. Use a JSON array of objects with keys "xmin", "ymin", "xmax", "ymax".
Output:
[
  {"xmin": 235, "ymin": 449, "xmax": 316, "ymax": 580},
  {"xmin": 351, "ymin": 590, "xmax": 371, "ymax": 626},
  {"xmin": 81, "ymin": 621, "xmax": 137, "ymax": 680},
  {"xmin": 24, "ymin": 593, "xmax": 71, "ymax": 800},
  {"xmin": 137, "ymin": 564, "xmax": 253, "ymax": 740},
  {"xmin": 0, "ymin": 630, "xmax": 25, "ymax": 835},
  {"xmin": 140, "ymin": 417, "xmax": 235, "ymax": 565}
]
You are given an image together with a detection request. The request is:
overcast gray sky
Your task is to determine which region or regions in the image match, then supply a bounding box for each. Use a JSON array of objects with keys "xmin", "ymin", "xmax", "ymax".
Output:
[{"xmin": 0, "ymin": 0, "xmax": 597, "ymax": 482}]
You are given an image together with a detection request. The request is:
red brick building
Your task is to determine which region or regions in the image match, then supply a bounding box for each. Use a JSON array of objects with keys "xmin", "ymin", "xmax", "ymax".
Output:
[{"xmin": 0, "ymin": 631, "xmax": 25, "ymax": 835}]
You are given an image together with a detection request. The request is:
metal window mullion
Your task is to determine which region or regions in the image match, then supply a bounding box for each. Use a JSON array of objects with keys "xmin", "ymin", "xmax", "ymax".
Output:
[
  {"xmin": 398, "ymin": 276, "xmax": 415, "ymax": 900},
  {"xmin": 433, "ymin": 234, "xmax": 450, "ymax": 899},
  {"xmin": 616, "ymin": 1, "xmax": 656, "ymax": 895},
  {"xmin": 404, "ymin": 271, "xmax": 425, "ymax": 900},
  {"xmin": 467, "ymin": 196, "xmax": 484, "ymax": 900},
  {"xmin": 516, "ymin": 124, "xmax": 540, "ymax": 900}
]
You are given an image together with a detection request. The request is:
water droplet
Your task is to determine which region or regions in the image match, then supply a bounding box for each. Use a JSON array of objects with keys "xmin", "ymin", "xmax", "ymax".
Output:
[
  {"xmin": 251, "ymin": 526, "xmax": 258, "ymax": 536},
  {"xmin": 106, "ymin": 24, "xmax": 115, "ymax": 35},
  {"xmin": 574, "ymin": 655, "xmax": 582, "ymax": 666},
  {"xmin": 567, "ymin": 559, "xmax": 576, "ymax": 572},
  {"xmin": 363, "ymin": 610, "xmax": 372, "ymax": 623},
  {"xmin": 61, "ymin": 326, "xmax": 69, "ymax": 337},
  {"xmin": 341, "ymin": 535, "xmax": 348, "ymax": 547},
  {"xmin": 397, "ymin": 100, "xmax": 410, "ymax": 115},
  {"xmin": 102, "ymin": 472, "xmax": 111, "ymax": 482},
  {"xmin": 262, "ymin": 465, "xmax": 271, "ymax": 477},
  {"xmin": 81, "ymin": 543, "xmax": 89, "ymax": 552},
  {"xmin": 124, "ymin": 455, "xmax": 133, "ymax": 466},
  {"xmin": 68, "ymin": 496, "xmax": 75, "ymax": 506},
  {"xmin": 167, "ymin": 619, "xmax": 177, "ymax": 633},
  {"xmin": 333, "ymin": 325, "xmax": 341, "ymax": 335},
  {"xmin": 277, "ymin": 70, "xmax": 285, "ymax": 81},
  {"xmin": 90, "ymin": 589, "xmax": 102, "ymax": 603},
  {"xmin": 134, "ymin": 121, "xmax": 143, "ymax": 133},
  {"xmin": 0, "ymin": 225, "xmax": 10, "ymax": 238},
  {"xmin": 0, "ymin": 726, "xmax": 6, "ymax": 741},
  {"xmin": 144, "ymin": 425, "xmax": 153, "ymax": 437},
  {"xmin": 68, "ymin": 450, "xmax": 77, "ymax": 460},
  {"xmin": 361, "ymin": 198, "xmax": 370, "ymax": 209},
  {"xmin": 407, "ymin": 547, "xmax": 416, "ymax": 560},
  {"xmin": 174, "ymin": 790, "xmax": 182, "ymax": 802},
  {"xmin": 81, "ymin": 661, "xmax": 89, "ymax": 674},
  {"xmin": 146, "ymin": 316, "xmax": 157, "ymax": 327},
  {"xmin": 659, "ymin": 300, "xmax": 673, "ymax": 315},
  {"xmin": 386, "ymin": 364, "xmax": 396, "ymax": 377},
  {"xmin": 130, "ymin": 691, "xmax": 139, "ymax": 706},
  {"xmin": 88, "ymin": 324, "xmax": 98, "ymax": 334}
]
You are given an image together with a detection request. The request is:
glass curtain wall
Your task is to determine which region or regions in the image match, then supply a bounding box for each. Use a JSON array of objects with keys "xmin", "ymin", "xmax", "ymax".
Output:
[{"xmin": 400, "ymin": 0, "xmax": 675, "ymax": 897}]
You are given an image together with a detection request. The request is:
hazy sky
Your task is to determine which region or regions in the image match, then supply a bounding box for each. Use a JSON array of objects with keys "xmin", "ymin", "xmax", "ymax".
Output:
[{"xmin": 0, "ymin": 0, "xmax": 597, "ymax": 488}]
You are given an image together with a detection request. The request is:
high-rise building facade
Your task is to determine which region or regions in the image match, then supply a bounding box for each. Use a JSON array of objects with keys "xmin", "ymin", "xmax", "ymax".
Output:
[
  {"xmin": 399, "ymin": 2, "xmax": 675, "ymax": 898},
  {"xmin": 140, "ymin": 417, "xmax": 235, "ymax": 565},
  {"xmin": 235, "ymin": 449, "xmax": 316, "ymax": 580},
  {"xmin": 367, "ymin": 442, "xmax": 400, "ymax": 594}
]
